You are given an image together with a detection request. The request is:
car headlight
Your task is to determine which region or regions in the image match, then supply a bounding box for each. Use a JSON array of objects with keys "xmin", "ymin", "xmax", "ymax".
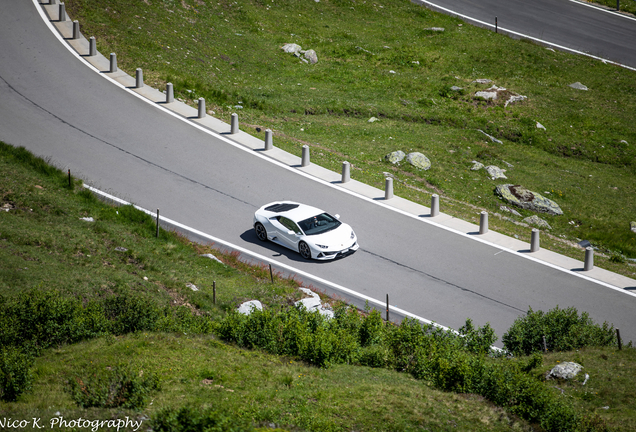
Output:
[
  {"xmin": 315, "ymin": 244, "xmax": 329, "ymax": 249},
  {"xmin": 350, "ymin": 230, "xmax": 355, "ymax": 239}
]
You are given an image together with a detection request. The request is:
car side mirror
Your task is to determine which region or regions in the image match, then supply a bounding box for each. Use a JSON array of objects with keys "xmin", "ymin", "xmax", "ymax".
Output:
[
  {"xmin": 334, "ymin": 214, "xmax": 340, "ymax": 219},
  {"xmin": 287, "ymin": 230, "xmax": 295, "ymax": 235}
]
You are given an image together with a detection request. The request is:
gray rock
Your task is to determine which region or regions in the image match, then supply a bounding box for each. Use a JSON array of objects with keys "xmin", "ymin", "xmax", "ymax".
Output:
[
  {"xmin": 475, "ymin": 90, "xmax": 498, "ymax": 100},
  {"xmin": 424, "ymin": 27, "xmax": 445, "ymax": 32},
  {"xmin": 281, "ymin": 43, "xmax": 302, "ymax": 54},
  {"xmin": 471, "ymin": 161, "xmax": 484, "ymax": 171},
  {"xmin": 368, "ymin": 117, "xmax": 379, "ymax": 123},
  {"xmin": 385, "ymin": 150, "xmax": 405, "ymax": 164},
  {"xmin": 477, "ymin": 129, "xmax": 503, "ymax": 144},
  {"xmin": 495, "ymin": 184, "xmax": 564, "ymax": 215},
  {"xmin": 536, "ymin": 122, "xmax": 546, "ymax": 130},
  {"xmin": 296, "ymin": 287, "xmax": 333, "ymax": 319},
  {"xmin": 569, "ymin": 82, "xmax": 588, "ymax": 90},
  {"xmin": 473, "ymin": 79, "xmax": 492, "ymax": 84},
  {"xmin": 631, "ymin": 221, "xmax": 636, "ymax": 233},
  {"xmin": 547, "ymin": 362, "xmax": 582, "ymax": 380},
  {"xmin": 485, "ymin": 165, "xmax": 507, "ymax": 180},
  {"xmin": 238, "ymin": 300, "xmax": 263, "ymax": 315},
  {"xmin": 80, "ymin": 217, "xmax": 94, "ymax": 222},
  {"xmin": 200, "ymin": 253, "xmax": 225, "ymax": 265},
  {"xmin": 504, "ymin": 95, "xmax": 527, "ymax": 107},
  {"xmin": 186, "ymin": 283, "xmax": 198, "ymax": 291},
  {"xmin": 115, "ymin": 246, "xmax": 128, "ymax": 252},
  {"xmin": 500, "ymin": 205, "xmax": 521, "ymax": 217},
  {"xmin": 523, "ymin": 215, "xmax": 552, "ymax": 230},
  {"xmin": 406, "ymin": 152, "xmax": 431, "ymax": 170},
  {"xmin": 450, "ymin": 86, "xmax": 463, "ymax": 91},
  {"xmin": 303, "ymin": 49, "xmax": 318, "ymax": 64},
  {"xmin": 621, "ymin": 140, "xmax": 628, "ymax": 145}
]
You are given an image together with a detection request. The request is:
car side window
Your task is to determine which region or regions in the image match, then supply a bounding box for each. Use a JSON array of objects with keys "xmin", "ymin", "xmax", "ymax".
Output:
[{"xmin": 279, "ymin": 217, "xmax": 302, "ymax": 234}]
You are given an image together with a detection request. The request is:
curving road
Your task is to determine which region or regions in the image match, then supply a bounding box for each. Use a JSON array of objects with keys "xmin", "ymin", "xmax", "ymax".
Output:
[
  {"xmin": 1, "ymin": 0, "xmax": 635, "ymax": 345},
  {"xmin": 417, "ymin": 0, "xmax": 636, "ymax": 69}
]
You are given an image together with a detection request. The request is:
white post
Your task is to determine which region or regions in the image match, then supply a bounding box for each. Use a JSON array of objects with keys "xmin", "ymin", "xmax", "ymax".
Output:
[
  {"xmin": 301, "ymin": 145, "xmax": 310, "ymax": 167},
  {"xmin": 479, "ymin": 211, "xmax": 488, "ymax": 234},
  {"xmin": 109, "ymin": 53, "xmax": 117, "ymax": 73},
  {"xmin": 530, "ymin": 228, "xmax": 540, "ymax": 252},
  {"xmin": 385, "ymin": 178, "xmax": 394, "ymax": 200},
  {"xmin": 231, "ymin": 113, "xmax": 239, "ymax": 134},
  {"xmin": 431, "ymin": 194, "xmax": 439, "ymax": 217},
  {"xmin": 264, "ymin": 129, "xmax": 273, "ymax": 150},
  {"xmin": 136, "ymin": 68, "xmax": 144, "ymax": 88},
  {"xmin": 198, "ymin": 98, "xmax": 206, "ymax": 118}
]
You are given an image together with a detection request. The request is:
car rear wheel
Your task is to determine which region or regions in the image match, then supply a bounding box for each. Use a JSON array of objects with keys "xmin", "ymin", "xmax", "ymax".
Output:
[
  {"xmin": 299, "ymin": 241, "xmax": 312, "ymax": 259},
  {"xmin": 254, "ymin": 222, "xmax": 268, "ymax": 241}
]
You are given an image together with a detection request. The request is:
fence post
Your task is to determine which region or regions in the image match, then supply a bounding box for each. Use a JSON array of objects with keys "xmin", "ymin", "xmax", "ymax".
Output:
[
  {"xmin": 135, "ymin": 68, "xmax": 144, "ymax": 88},
  {"xmin": 72, "ymin": 20, "xmax": 80, "ymax": 39},
  {"xmin": 385, "ymin": 177, "xmax": 394, "ymax": 200},
  {"xmin": 431, "ymin": 194, "xmax": 439, "ymax": 217},
  {"xmin": 89, "ymin": 36, "xmax": 96, "ymax": 56},
  {"xmin": 617, "ymin": 329, "xmax": 622, "ymax": 350},
  {"xmin": 479, "ymin": 211, "xmax": 488, "ymax": 234},
  {"xmin": 213, "ymin": 281, "xmax": 216, "ymax": 304},
  {"xmin": 386, "ymin": 294, "xmax": 389, "ymax": 322},
  {"xmin": 584, "ymin": 247, "xmax": 594, "ymax": 271},
  {"xmin": 155, "ymin": 209, "xmax": 159, "ymax": 238},
  {"xmin": 341, "ymin": 161, "xmax": 350, "ymax": 183},
  {"xmin": 231, "ymin": 113, "xmax": 239, "ymax": 134},
  {"xmin": 301, "ymin": 145, "xmax": 310, "ymax": 167},
  {"xmin": 109, "ymin": 53, "xmax": 117, "ymax": 73},
  {"xmin": 543, "ymin": 335, "xmax": 547, "ymax": 353},
  {"xmin": 531, "ymin": 228, "xmax": 540, "ymax": 252},
  {"xmin": 264, "ymin": 129, "xmax": 273, "ymax": 150},
  {"xmin": 166, "ymin": 83, "xmax": 174, "ymax": 103},
  {"xmin": 198, "ymin": 98, "xmax": 206, "ymax": 118}
]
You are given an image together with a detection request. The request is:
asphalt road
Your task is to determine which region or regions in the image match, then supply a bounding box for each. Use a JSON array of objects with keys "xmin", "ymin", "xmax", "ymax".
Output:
[
  {"xmin": 417, "ymin": 0, "xmax": 636, "ymax": 68},
  {"xmin": 1, "ymin": 0, "xmax": 635, "ymax": 345}
]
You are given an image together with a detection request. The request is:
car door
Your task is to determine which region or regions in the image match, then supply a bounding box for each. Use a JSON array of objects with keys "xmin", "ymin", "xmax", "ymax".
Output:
[{"xmin": 272, "ymin": 216, "xmax": 302, "ymax": 250}]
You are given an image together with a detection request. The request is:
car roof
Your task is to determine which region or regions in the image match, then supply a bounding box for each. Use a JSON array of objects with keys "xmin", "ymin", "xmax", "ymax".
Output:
[{"xmin": 261, "ymin": 201, "xmax": 324, "ymax": 222}]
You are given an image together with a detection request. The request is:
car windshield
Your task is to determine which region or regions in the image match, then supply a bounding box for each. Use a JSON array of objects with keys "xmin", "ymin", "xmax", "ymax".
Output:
[{"xmin": 298, "ymin": 213, "xmax": 341, "ymax": 236}]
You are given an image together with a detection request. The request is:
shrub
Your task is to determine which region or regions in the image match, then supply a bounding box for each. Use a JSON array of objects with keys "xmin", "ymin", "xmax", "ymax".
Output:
[
  {"xmin": 151, "ymin": 405, "xmax": 255, "ymax": 432},
  {"xmin": 65, "ymin": 364, "xmax": 160, "ymax": 409},
  {"xmin": 502, "ymin": 306, "xmax": 616, "ymax": 356},
  {"xmin": 458, "ymin": 318, "xmax": 497, "ymax": 355},
  {"xmin": 104, "ymin": 291, "xmax": 163, "ymax": 334},
  {"xmin": 0, "ymin": 346, "xmax": 34, "ymax": 402}
]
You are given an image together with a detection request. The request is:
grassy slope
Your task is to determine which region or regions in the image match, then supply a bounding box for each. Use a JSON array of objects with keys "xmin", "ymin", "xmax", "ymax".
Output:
[{"xmin": 64, "ymin": 0, "xmax": 636, "ymax": 278}]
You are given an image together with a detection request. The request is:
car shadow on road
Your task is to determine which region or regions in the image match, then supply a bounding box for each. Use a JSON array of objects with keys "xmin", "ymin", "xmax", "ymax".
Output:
[{"xmin": 239, "ymin": 229, "xmax": 340, "ymax": 264}]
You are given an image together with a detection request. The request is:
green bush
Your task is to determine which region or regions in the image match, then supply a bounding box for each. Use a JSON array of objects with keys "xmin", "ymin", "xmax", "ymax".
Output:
[
  {"xmin": 151, "ymin": 405, "xmax": 255, "ymax": 432},
  {"xmin": 0, "ymin": 346, "xmax": 34, "ymax": 402},
  {"xmin": 502, "ymin": 306, "xmax": 617, "ymax": 356},
  {"xmin": 458, "ymin": 318, "xmax": 497, "ymax": 355},
  {"xmin": 65, "ymin": 364, "xmax": 160, "ymax": 409}
]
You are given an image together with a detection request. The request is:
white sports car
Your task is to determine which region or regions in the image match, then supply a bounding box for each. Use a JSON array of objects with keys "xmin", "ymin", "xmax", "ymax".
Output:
[{"xmin": 253, "ymin": 201, "xmax": 359, "ymax": 260}]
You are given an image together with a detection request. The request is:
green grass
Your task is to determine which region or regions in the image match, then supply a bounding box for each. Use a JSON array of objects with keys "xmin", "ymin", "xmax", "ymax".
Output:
[
  {"xmin": 2, "ymin": 142, "xmax": 636, "ymax": 431},
  {"xmin": 586, "ymin": 0, "xmax": 636, "ymax": 14},
  {"xmin": 63, "ymin": 0, "xmax": 636, "ymax": 278}
]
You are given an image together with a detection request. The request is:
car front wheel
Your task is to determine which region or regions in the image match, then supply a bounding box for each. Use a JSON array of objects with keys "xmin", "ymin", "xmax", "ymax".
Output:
[
  {"xmin": 298, "ymin": 241, "xmax": 312, "ymax": 259},
  {"xmin": 254, "ymin": 222, "xmax": 268, "ymax": 241}
]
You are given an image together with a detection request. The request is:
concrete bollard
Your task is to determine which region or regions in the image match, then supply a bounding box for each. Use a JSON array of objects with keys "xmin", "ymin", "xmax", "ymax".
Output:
[
  {"xmin": 50, "ymin": 0, "xmax": 57, "ymax": 5},
  {"xmin": 385, "ymin": 177, "xmax": 394, "ymax": 200},
  {"xmin": 584, "ymin": 247, "xmax": 594, "ymax": 271},
  {"xmin": 89, "ymin": 36, "xmax": 96, "ymax": 56},
  {"xmin": 264, "ymin": 129, "xmax": 273, "ymax": 150},
  {"xmin": 431, "ymin": 194, "xmax": 439, "ymax": 217},
  {"xmin": 530, "ymin": 228, "xmax": 540, "ymax": 252},
  {"xmin": 479, "ymin": 211, "xmax": 488, "ymax": 234},
  {"xmin": 301, "ymin": 145, "xmax": 310, "ymax": 167},
  {"xmin": 231, "ymin": 113, "xmax": 239, "ymax": 134},
  {"xmin": 166, "ymin": 83, "xmax": 174, "ymax": 103},
  {"xmin": 341, "ymin": 161, "xmax": 350, "ymax": 183},
  {"xmin": 198, "ymin": 98, "xmax": 206, "ymax": 118},
  {"xmin": 109, "ymin": 53, "xmax": 117, "ymax": 73},
  {"xmin": 58, "ymin": 3, "xmax": 66, "ymax": 21},
  {"xmin": 135, "ymin": 68, "xmax": 144, "ymax": 88},
  {"xmin": 72, "ymin": 20, "xmax": 80, "ymax": 39}
]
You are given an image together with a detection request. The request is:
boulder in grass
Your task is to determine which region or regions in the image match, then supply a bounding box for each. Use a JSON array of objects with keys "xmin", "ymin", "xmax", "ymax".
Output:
[
  {"xmin": 385, "ymin": 150, "xmax": 405, "ymax": 164},
  {"xmin": 485, "ymin": 165, "xmax": 507, "ymax": 180},
  {"xmin": 631, "ymin": 221, "xmax": 636, "ymax": 233},
  {"xmin": 281, "ymin": 43, "xmax": 302, "ymax": 54},
  {"xmin": 495, "ymin": 184, "xmax": 563, "ymax": 215},
  {"xmin": 238, "ymin": 300, "xmax": 263, "ymax": 315},
  {"xmin": 523, "ymin": 215, "xmax": 552, "ymax": 230},
  {"xmin": 547, "ymin": 362, "xmax": 582, "ymax": 380},
  {"xmin": 471, "ymin": 161, "xmax": 484, "ymax": 171},
  {"xmin": 406, "ymin": 152, "xmax": 431, "ymax": 170},
  {"xmin": 569, "ymin": 82, "xmax": 588, "ymax": 91}
]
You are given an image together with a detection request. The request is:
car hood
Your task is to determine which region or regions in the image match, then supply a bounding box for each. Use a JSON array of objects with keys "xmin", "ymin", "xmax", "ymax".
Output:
[{"xmin": 308, "ymin": 223, "xmax": 354, "ymax": 247}]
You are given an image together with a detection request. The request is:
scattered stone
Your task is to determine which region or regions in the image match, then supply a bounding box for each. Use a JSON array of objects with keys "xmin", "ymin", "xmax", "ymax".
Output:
[
  {"xmin": 620, "ymin": 140, "xmax": 628, "ymax": 145},
  {"xmin": 424, "ymin": 27, "xmax": 445, "ymax": 32},
  {"xmin": 238, "ymin": 300, "xmax": 263, "ymax": 315},
  {"xmin": 582, "ymin": 373, "xmax": 590, "ymax": 385},
  {"xmin": 200, "ymin": 253, "xmax": 225, "ymax": 265},
  {"xmin": 80, "ymin": 217, "xmax": 94, "ymax": 222},
  {"xmin": 473, "ymin": 79, "xmax": 492, "ymax": 84},
  {"xmin": 1, "ymin": 202, "xmax": 15, "ymax": 212},
  {"xmin": 500, "ymin": 205, "xmax": 522, "ymax": 217},
  {"xmin": 569, "ymin": 82, "xmax": 588, "ymax": 91},
  {"xmin": 115, "ymin": 246, "xmax": 128, "ymax": 252},
  {"xmin": 389, "ymin": 70, "xmax": 396, "ymax": 74},
  {"xmin": 630, "ymin": 221, "xmax": 636, "ymax": 233},
  {"xmin": 281, "ymin": 43, "xmax": 302, "ymax": 54},
  {"xmin": 523, "ymin": 215, "xmax": 552, "ymax": 230},
  {"xmin": 504, "ymin": 95, "xmax": 527, "ymax": 108},
  {"xmin": 303, "ymin": 49, "xmax": 318, "ymax": 64},
  {"xmin": 485, "ymin": 165, "xmax": 507, "ymax": 180},
  {"xmin": 450, "ymin": 86, "xmax": 463, "ymax": 92},
  {"xmin": 186, "ymin": 283, "xmax": 198, "ymax": 291},
  {"xmin": 501, "ymin": 160, "xmax": 514, "ymax": 168},
  {"xmin": 536, "ymin": 122, "xmax": 546, "ymax": 130},
  {"xmin": 356, "ymin": 46, "xmax": 374, "ymax": 55},
  {"xmin": 471, "ymin": 161, "xmax": 484, "ymax": 171},
  {"xmin": 601, "ymin": 406, "xmax": 609, "ymax": 410},
  {"xmin": 495, "ymin": 184, "xmax": 564, "ymax": 215},
  {"xmin": 547, "ymin": 362, "xmax": 582, "ymax": 380},
  {"xmin": 295, "ymin": 287, "xmax": 334, "ymax": 319},
  {"xmin": 406, "ymin": 152, "xmax": 431, "ymax": 170},
  {"xmin": 475, "ymin": 89, "xmax": 498, "ymax": 100},
  {"xmin": 385, "ymin": 150, "xmax": 405, "ymax": 164},
  {"xmin": 368, "ymin": 117, "xmax": 379, "ymax": 123},
  {"xmin": 477, "ymin": 129, "xmax": 503, "ymax": 144}
]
